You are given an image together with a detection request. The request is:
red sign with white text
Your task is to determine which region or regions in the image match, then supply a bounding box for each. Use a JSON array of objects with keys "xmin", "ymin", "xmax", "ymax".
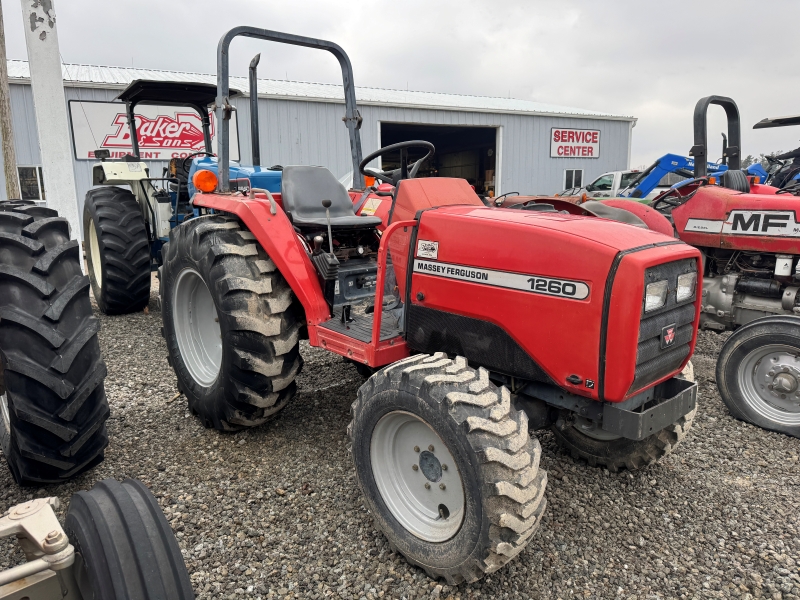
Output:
[
  {"xmin": 69, "ymin": 101, "xmax": 239, "ymax": 161},
  {"xmin": 550, "ymin": 128, "xmax": 600, "ymax": 158}
]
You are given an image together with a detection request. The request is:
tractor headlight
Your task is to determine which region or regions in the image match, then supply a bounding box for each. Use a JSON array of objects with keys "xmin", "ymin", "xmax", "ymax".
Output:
[
  {"xmin": 644, "ymin": 280, "xmax": 669, "ymax": 312},
  {"xmin": 676, "ymin": 272, "xmax": 697, "ymax": 302}
]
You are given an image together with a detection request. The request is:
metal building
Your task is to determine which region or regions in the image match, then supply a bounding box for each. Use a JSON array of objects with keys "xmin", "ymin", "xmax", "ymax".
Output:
[{"xmin": 0, "ymin": 60, "xmax": 635, "ymax": 212}]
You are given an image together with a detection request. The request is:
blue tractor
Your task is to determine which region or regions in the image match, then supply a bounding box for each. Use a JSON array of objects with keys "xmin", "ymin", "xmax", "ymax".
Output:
[
  {"xmin": 83, "ymin": 78, "xmax": 282, "ymax": 314},
  {"xmin": 617, "ymin": 153, "xmax": 728, "ymax": 200}
]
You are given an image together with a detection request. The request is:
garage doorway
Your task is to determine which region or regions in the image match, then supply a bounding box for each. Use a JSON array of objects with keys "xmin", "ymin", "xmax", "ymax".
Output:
[{"xmin": 379, "ymin": 123, "xmax": 498, "ymax": 196}]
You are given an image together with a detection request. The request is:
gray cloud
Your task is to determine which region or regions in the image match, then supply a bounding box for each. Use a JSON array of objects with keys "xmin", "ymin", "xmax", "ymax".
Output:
[{"xmin": 4, "ymin": 0, "xmax": 799, "ymax": 167}]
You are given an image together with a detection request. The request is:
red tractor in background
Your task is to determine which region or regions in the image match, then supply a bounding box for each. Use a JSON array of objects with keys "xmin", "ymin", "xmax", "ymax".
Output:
[
  {"xmin": 160, "ymin": 26, "xmax": 701, "ymax": 582},
  {"xmin": 624, "ymin": 97, "xmax": 800, "ymax": 438}
]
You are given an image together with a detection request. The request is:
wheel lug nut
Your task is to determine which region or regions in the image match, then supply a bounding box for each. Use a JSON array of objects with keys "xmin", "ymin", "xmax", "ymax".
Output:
[
  {"xmin": 439, "ymin": 483, "xmax": 446, "ymax": 490},
  {"xmin": 428, "ymin": 445, "xmax": 434, "ymax": 452},
  {"xmin": 413, "ymin": 446, "xmax": 420, "ymax": 453},
  {"xmin": 442, "ymin": 464, "xmax": 448, "ymax": 471},
  {"xmin": 424, "ymin": 483, "xmax": 430, "ymax": 490},
  {"xmin": 412, "ymin": 465, "xmax": 419, "ymax": 471}
]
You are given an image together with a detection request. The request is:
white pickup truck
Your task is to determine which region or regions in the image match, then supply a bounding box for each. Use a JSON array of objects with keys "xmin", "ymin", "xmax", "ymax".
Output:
[{"xmin": 560, "ymin": 170, "xmax": 669, "ymax": 199}]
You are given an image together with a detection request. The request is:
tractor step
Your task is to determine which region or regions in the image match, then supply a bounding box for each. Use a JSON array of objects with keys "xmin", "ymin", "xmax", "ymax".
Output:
[{"xmin": 319, "ymin": 311, "xmax": 401, "ymax": 343}]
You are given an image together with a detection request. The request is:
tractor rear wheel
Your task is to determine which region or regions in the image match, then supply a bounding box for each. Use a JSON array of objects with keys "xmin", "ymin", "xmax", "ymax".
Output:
[
  {"xmin": 716, "ymin": 316, "xmax": 800, "ymax": 438},
  {"xmin": 160, "ymin": 214, "xmax": 302, "ymax": 430},
  {"xmin": 65, "ymin": 478, "xmax": 194, "ymax": 600},
  {"xmin": 0, "ymin": 200, "xmax": 109, "ymax": 485},
  {"xmin": 83, "ymin": 186, "xmax": 151, "ymax": 314},
  {"xmin": 550, "ymin": 363, "xmax": 696, "ymax": 471},
  {"xmin": 349, "ymin": 353, "xmax": 547, "ymax": 583}
]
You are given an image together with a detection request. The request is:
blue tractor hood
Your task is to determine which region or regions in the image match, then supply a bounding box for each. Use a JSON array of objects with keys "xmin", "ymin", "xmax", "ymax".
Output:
[{"xmin": 187, "ymin": 156, "xmax": 282, "ymax": 197}]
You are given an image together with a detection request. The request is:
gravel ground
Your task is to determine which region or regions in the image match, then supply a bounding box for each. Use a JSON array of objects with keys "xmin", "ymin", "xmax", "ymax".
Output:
[{"xmin": 2, "ymin": 274, "xmax": 799, "ymax": 600}]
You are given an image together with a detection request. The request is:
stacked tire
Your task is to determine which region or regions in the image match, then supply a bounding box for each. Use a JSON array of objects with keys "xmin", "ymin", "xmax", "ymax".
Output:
[{"xmin": 0, "ymin": 200, "xmax": 109, "ymax": 485}]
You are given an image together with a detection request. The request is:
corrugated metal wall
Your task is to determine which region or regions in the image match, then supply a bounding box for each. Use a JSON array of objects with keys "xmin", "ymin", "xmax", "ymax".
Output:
[
  {"xmin": 234, "ymin": 95, "xmax": 631, "ymax": 195},
  {"xmin": 0, "ymin": 83, "xmax": 631, "ymax": 211}
]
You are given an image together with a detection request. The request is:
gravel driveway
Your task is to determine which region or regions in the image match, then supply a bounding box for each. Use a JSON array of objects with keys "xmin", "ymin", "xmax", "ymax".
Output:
[{"xmin": 2, "ymin": 275, "xmax": 799, "ymax": 599}]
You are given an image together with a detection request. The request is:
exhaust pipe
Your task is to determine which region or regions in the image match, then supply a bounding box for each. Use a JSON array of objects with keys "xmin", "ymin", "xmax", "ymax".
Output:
[{"xmin": 249, "ymin": 53, "xmax": 261, "ymax": 166}]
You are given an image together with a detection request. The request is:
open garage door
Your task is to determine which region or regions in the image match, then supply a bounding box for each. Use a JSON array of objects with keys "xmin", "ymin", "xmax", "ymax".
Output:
[{"xmin": 379, "ymin": 123, "xmax": 498, "ymax": 196}]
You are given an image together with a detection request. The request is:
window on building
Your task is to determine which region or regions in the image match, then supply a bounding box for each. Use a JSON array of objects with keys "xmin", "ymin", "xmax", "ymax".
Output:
[
  {"xmin": 18, "ymin": 166, "xmax": 46, "ymax": 201},
  {"xmin": 564, "ymin": 169, "xmax": 583, "ymax": 189}
]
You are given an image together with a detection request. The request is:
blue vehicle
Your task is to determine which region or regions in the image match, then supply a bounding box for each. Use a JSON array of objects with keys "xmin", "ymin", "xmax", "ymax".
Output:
[
  {"xmin": 618, "ymin": 153, "xmax": 728, "ymax": 199},
  {"xmin": 83, "ymin": 78, "xmax": 280, "ymax": 314}
]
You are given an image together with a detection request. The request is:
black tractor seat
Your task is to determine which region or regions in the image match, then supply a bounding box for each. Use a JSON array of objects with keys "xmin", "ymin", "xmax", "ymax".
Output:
[{"xmin": 281, "ymin": 165, "xmax": 383, "ymax": 230}]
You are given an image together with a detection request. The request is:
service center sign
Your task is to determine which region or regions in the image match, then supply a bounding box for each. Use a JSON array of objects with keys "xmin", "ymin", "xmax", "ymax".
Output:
[
  {"xmin": 550, "ymin": 128, "xmax": 600, "ymax": 158},
  {"xmin": 68, "ymin": 100, "xmax": 239, "ymax": 161}
]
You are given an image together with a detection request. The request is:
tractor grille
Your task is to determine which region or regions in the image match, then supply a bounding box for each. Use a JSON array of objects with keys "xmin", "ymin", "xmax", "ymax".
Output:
[{"xmin": 630, "ymin": 259, "xmax": 697, "ymax": 393}]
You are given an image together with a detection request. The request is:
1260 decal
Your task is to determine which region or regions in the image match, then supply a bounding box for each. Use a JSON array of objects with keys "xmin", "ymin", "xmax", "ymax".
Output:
[{"xmin": 414, "ymin": 259, "xmax": 590, "ymax": 300}]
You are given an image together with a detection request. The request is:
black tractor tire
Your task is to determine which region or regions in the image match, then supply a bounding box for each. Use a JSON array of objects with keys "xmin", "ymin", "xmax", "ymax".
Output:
[
  {"xmin": 550, "ymin": 363, "xmax": 696, "ymax": 472},
  {"xmin": 65, "ymin": 478, "xmax": 195, "ymax": 600},
  {"xmin": 0, "ymin": 200, "xmax": 109, "ymax": 485},
  {"xmin": 716, "ymin": 316, "xmax": 800, "ymax": 438},
  {"xmin": 160, "ymin": 214, "xmax": 302, "ymax": 430},
  {"xmin": 720, "ymin": 169, "xmax": 751, "ymax": 193},
  {"xmin": 349, "ymin": 353, "xmax": 547, "ymax": 584},
  {"xmin": 83, "ymin": 186, "xmax": 151, "ymax": 315}
]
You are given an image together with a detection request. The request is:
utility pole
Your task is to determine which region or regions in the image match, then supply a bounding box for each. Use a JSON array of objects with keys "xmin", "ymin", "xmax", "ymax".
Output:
[
  {"xmin": 0, "ymin": 2, "xmax": 20, "ymax": 199},
  {"xmin": 20, "ymin": 0, "xmax": 80, "ymax": 238}
]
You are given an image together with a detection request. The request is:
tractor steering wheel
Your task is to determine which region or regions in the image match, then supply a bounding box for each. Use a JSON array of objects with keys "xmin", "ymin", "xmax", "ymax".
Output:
[
  {"xmin": 182, "ymin": 151, "xmax": 215, "ymax": 172},
  {"xmin": 359, "ymin": 140, "xmax": 435, "ymax": 186}
]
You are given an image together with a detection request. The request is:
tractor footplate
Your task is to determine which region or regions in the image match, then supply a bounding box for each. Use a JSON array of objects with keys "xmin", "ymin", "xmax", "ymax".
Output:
[
  {"xmin": 601, "ymin": 377, "xmax": 697, "ymax": 440},
  {"xmin": 320, "ymin": 309, "xmax": 402, "ymax": 343}
]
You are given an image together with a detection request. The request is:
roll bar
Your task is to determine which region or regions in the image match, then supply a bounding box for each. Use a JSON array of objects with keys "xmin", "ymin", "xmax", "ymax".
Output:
[
  {"xmin": 215, "ymin": 26, "xmax": 364, "ymax": 192},
  {"xmin": 690, "ymin": 95, "xmax": 741, "ymax": 177}
]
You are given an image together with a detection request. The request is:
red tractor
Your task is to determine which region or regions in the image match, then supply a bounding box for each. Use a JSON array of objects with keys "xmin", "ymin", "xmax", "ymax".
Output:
[
  {"xmin": 160, "ymin": 26, "xmax": 700, "ymax": 582},
  {"xmin": 626, "ymin": 97, "xmax": 800, "ymax": 438}
]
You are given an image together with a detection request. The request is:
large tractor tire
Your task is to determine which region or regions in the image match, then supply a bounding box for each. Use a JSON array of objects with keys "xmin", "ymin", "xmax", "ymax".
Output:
[
  {"xmin": 83, "ymin": 186, "xmax": 151, "ymax": 314},
  {"xmin": 551, "ymin": 362, "xmax": 696, "ymax": 471},
  {"xmin": 716, "ymin": 316, "xmax": 800, "ymax": 438},
  {"xmin": 65, "ymin": 478, "xmax": 195, "ymax": 600},
  {"xmin": 348, "ymin": 353, "xmax": 547, "ymax": 584},
  {"xmin": 0, "ymin": 200, "xmax": 109, "ymax": 485},
  {"xmin": 160, "ymin": 214, "xmax": 302, "ymax": 430}
]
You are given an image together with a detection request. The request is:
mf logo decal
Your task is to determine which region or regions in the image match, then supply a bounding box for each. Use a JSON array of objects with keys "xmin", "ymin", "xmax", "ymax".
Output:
[
  {"xmin": 416, "ymin": 240, "xmax": 439, "ymax": 260},
  {"xmin": 414, "ymin": 259, "xmax": 590, "ymax": 300},
  {"xmin": 660, "ymin": 323, "xmax": 677, "ymax": 349},
  {"xmin": 685, "ymin": 210, "xmax": 800, "ymax": 237}
]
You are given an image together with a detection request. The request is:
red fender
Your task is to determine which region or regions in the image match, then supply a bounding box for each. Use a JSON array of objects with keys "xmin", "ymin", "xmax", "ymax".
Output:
[
  {"xmin": 600, "ymin": 199, "xmax": 675, "ymax": 237},
  {"xmin": 192, "ymin": 192, "xmax": 330, "ymax": 325}
]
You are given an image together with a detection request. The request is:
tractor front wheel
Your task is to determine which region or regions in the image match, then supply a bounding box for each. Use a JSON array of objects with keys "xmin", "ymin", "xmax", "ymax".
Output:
[
  {"xmin": 65, "ymin": 478, "xmax": 194, "ymax": 599},
  {"xmin": 551, "ymin": 363, "xmax": 696, "ymax": 471},
  {"xmin": 160, "ymin": 214, "xmax": 302, "ymax": 430},
  {"xmin": 83, "ymin": 186, "xmax": 151, "ymax": 314},
  {"xmin": 349, "ymin": 353, "xmax": 547, "ymax": 583},
  {"xmin": 716, "ymin": 316, "xmax": 800, "ymax": 438}
]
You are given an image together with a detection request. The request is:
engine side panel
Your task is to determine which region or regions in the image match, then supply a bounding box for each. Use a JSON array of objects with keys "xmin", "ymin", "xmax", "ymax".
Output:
[
  {"xmin": 673, "ymin": 186, "xmax": 800, "ymax": 253},
  {"xmin": 406, "ymin": 207, "xmax": 698, "ymax": 401}
]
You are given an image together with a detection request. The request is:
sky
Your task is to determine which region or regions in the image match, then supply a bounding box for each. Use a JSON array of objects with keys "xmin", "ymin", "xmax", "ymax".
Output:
[{"xmin": 3, "ymin": 0, "xmax": 800, "ymax": 169}]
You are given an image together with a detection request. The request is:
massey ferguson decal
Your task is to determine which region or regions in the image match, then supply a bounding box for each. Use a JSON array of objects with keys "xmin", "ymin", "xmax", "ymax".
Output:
[
  {"xmin": 414, "ymin": 259, "xmax": 590, "ymax": 300},
  {"xmin": 68, "ymin": 100, "xmax": 239, "ymax": 161},
  {"xmin": 685, "ymin": 210, "xmax": 800, "ymax": 237},
  {"xmin": 660, "ymin": 323, "xmax": 677, "ymax": 349}
]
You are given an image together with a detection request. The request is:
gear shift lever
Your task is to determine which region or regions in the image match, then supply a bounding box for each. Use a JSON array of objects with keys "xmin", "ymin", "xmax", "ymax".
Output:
[{"xmin": 322, "ymin": 199, "xmax": 334, "ymax": 254}]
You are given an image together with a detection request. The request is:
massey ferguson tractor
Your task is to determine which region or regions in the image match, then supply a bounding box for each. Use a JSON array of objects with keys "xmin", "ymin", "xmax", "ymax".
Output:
[
  {"xmin": 619, "ymin": 96, "xmax": 800, "ymax": 439},
  {"xmin": 156, "ymin": 26, "xmax": 701, "ymax": 583}
]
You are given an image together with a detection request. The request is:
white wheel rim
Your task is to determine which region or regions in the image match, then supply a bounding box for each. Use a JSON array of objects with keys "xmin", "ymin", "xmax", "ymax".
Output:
[
  {"xmin": 0, "ymin": 393, "xmax": 10, "ymax": 456},
  {"xmin": 737, "ymin": 344, "xmax": 800, "ymax": 426},
  {"xmin": 370, "ymin": 411, "xmax": 465, "ymax": 542},
  {"xmin": 88, "ymin": 219, "xmax": 102, "ymax": 289},
  {"xmin": 172, "ymin": 268, "xmax": 222, "ymax": 387}
]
